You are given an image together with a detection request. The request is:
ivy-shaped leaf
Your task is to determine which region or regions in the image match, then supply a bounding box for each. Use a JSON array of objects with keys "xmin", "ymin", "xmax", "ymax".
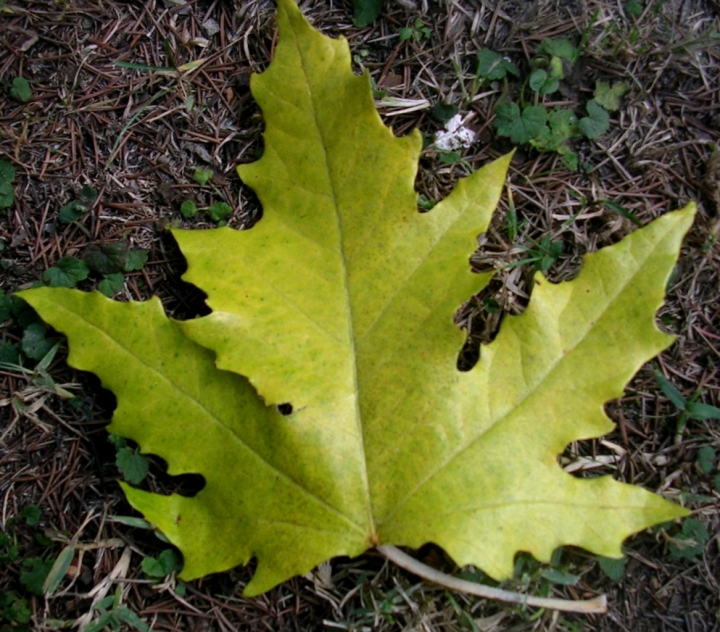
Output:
[
  {"xmin": 20, "ymin": 0, "xmax": 691, "ymax": 598},
  {"xmin": 579, "ymin": 99, "xmax": 610, "ymax": 140},
  {"xmin": 42, "ymin": 257, "xmax": 90, "ymax": 288},
  {"xmin": 494, "ymin": 102, "xmax": 547, "ymax": 144}
]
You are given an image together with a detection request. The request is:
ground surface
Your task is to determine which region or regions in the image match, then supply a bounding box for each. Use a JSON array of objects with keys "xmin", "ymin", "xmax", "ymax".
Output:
[{"xmin": 1, "ymin": 0, "xmax": 719, "ymax": 630}]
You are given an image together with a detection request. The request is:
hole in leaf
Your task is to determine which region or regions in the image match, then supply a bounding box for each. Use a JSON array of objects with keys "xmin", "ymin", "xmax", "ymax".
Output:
[
  {"xmin": 277, "ymin": 403, "xmax": 293, "ymax": 415},
  {"xmin": 141, "ymin": 454, "xmax": 207, "ymax": 498},
  {"xmin": 456, "ymin": 340, "xmax": 480, "ymax": 372}
]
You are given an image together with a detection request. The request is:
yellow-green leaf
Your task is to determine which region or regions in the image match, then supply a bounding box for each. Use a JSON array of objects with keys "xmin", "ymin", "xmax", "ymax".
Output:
[{"xmin": 19, "ymin": 0, "xmax": 692, "ymax": 598}]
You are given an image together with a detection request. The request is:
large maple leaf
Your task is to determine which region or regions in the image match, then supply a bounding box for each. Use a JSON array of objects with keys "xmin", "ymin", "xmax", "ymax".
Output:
[{"xmin": 20, "ymin": 0, "xmax": 692, "ymax": 599}]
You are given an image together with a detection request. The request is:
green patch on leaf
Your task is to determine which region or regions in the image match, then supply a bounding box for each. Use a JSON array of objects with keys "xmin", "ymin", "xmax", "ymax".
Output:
[{"xmin": 579, "ymin": 99, "xmax": 610, "ymax": 140}]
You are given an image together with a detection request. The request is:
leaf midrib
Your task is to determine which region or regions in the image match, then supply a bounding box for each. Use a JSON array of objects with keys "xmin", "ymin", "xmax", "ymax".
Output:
[{"xmin": 290, "ymin": 23, "xmax": 376, "ymax": 542}]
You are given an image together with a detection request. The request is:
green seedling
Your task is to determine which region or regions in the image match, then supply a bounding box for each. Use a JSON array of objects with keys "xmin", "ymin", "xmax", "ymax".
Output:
[
  {"xmin": 84, "ymin": 241, "xmax": 148, "ymax": 275},
  {"xmin": 538, "ymin": 37, "xmax": 579, "ymax": 63},
  {"xmin": 596, "ymin": 554, "xmax": 627, "ymax": 580},
  {"xmin": 42, "ymin": 257, "xmax": 90, "ymax": 288},
  {"xmin": 82, "ymin": 241, "xmax": 147, "ymax": 296},
  {"xmin": 20, "ymin": 557, "xmax": 53, "ymax": 596},
  {"xmin": 10, "ymin": 77, "xmax": 31, "ymax": 103},
  {"xmin": 109, "ymin": 434, "xmax": 150, "ymax": 485},
  {"xmin": 207, "ymin": 201, "xmax": 232, "ymax": 223},
  {"xmin": 58, "ymin": 186, "xmax": 98, "ymax": 224},
  {"xmin": 507, "ymin": 233, "xmax": 564, "ymax": 273},
  {"xmin": 476, "ymin": 49, "xmax": 520, "ymax": 84},
  {"xmin": 352, "ymin": 0, "xmax": 382, "ymax": 27},
  {"xmin": 625, "ymin": 0, "xmax": 643, "ymax": 18},
  {"xmin": 180, "ymin": 199, "xmax": 198, "ymax": 219},
  {"xmin": 0, "ymin": 532, "xmax": 20, "ymax": 565},
  {"xmin": 22, "ymin": 505, "xmax": 41, "ymax": 527},
  {"xmin": 85, "ymin": 587, "xmax": 149, "ymax": 632},
  {"xmin": 594, "ymin": 80, "xmax": 629, "ymax": 111},
  {"xmin": 494, "ymin": 102, "xmax": 547, "ymax": 145},
  {"xmin": 654, "ymin": 369, "xmax": 720, "ymax": 439},
  {"xmin": 98, "ymin": 273, "xmax": 125, "ymax": 298},
  {"xmin": 417, "ymin": 194, "xmax": 436, "ymax": 211},
  {"xmin": 141, "ymin": 548, "xmax": 182, "ymax": 578},
  {"xmin": 429, "ymin": 101, "xmax": 459, "ymax": 123},
  {"xmin": 0, "ymin": 589, "xmax": 31, "ymax": 627},
  {"xmin": 578, "ymin": 99, "xmax": 610, "ymax": 140},
  {"xmin": 192, "ymin": 166, "xmax": 213, "ymax": 185},
  {"xmin": 667, "ymin": 518, "xmax": 709, "ymax": 560},
  {"xmin": 529, "ymin": 108, "xmax": 582, "ymax": 170},
  {"xmin": 0, "ymin": 159, "xmax": 16, "ymax": 209},
  {"xmin": 696, "ymin": 446, "xmax": 715, "ymax": 474},
  {"xmin": 529, "ymin": 68, "xmax": 559, "ymax": 95},
  {"xmin": 399, "ymin": 18, "xmax": 431, "ymax": 42},
  {"xmin": 488, "ymin": 34, "xmax": 618, "ymax": 169}
]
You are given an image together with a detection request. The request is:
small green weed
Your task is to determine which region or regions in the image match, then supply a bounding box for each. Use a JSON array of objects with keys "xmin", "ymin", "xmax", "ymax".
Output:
[
  {"xmin": 180, "ymin": 199, "xmax": 198, "ymax": 219},
  {"xmin": 697, "ymin": 446, "xmax": 715, "ymax": 474},
  {"xmin": 38, "ymin": 239, "xmax": 150, "ymax": 297},
  {"xmin": 654, "ymin": 369, "xmax": 720, "ymax": 438},
  {"xmin": 207, "ymin": 201, "xmax": 232, "ymax": 222},
  {"xmin": 666, "ymin": 518, "xmax": 709, "ymax": 560},
  {"xmin": 20, "ymin": 557, "xmax": 53, "ymax": 596},
  {"xmin": 352, "ymin": 0, "xmax": 382, "ymax": 27},
  {"xmin": 0, "ymin": 588, "xmax": 31, "ymax": 629},
  {"xmin": 399, "ymin": 18, "xmax": 431, "ymax": 42},
  {"xmin": 9, "ymin": 76, "xmax": 32, "ymax": 103},
  {"xmin": 596, "ymin": 553, "xmax": 626, "ymax": 580},
  {"xmin": 480, "ymin": 36, "xmax": 626, "ymax": 169},
  {"xmin": 0, "ymin": 159, "xmax": 16, "ymax": 209},
  {"xmin": 85, "ymin": 587, "xmax": 149, "ymax": 632},
  {"xmin": 192, "ymin": 166, "xmax": 213, "ymax": 185},
  {"xmin": 184, "ymin": 166, "xmax": 234, "ymax": 224},
  {"xmin": 141, "ymin": 548, "xmax": 182, "ymax": 578},
  {"xmin": 109, "ymin": 434, "xmax": 150, "ymax": 485},
  {"xmin": 42, "ymin": 257, "xmax": 90, "ymax": 288},
  {"xmin": 58, "ymin": 185, "xmax": 98, "ymax": 224},
  {"xmin": 508, "ymin": 233, "xmax": 564, "ymax": 273}
]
